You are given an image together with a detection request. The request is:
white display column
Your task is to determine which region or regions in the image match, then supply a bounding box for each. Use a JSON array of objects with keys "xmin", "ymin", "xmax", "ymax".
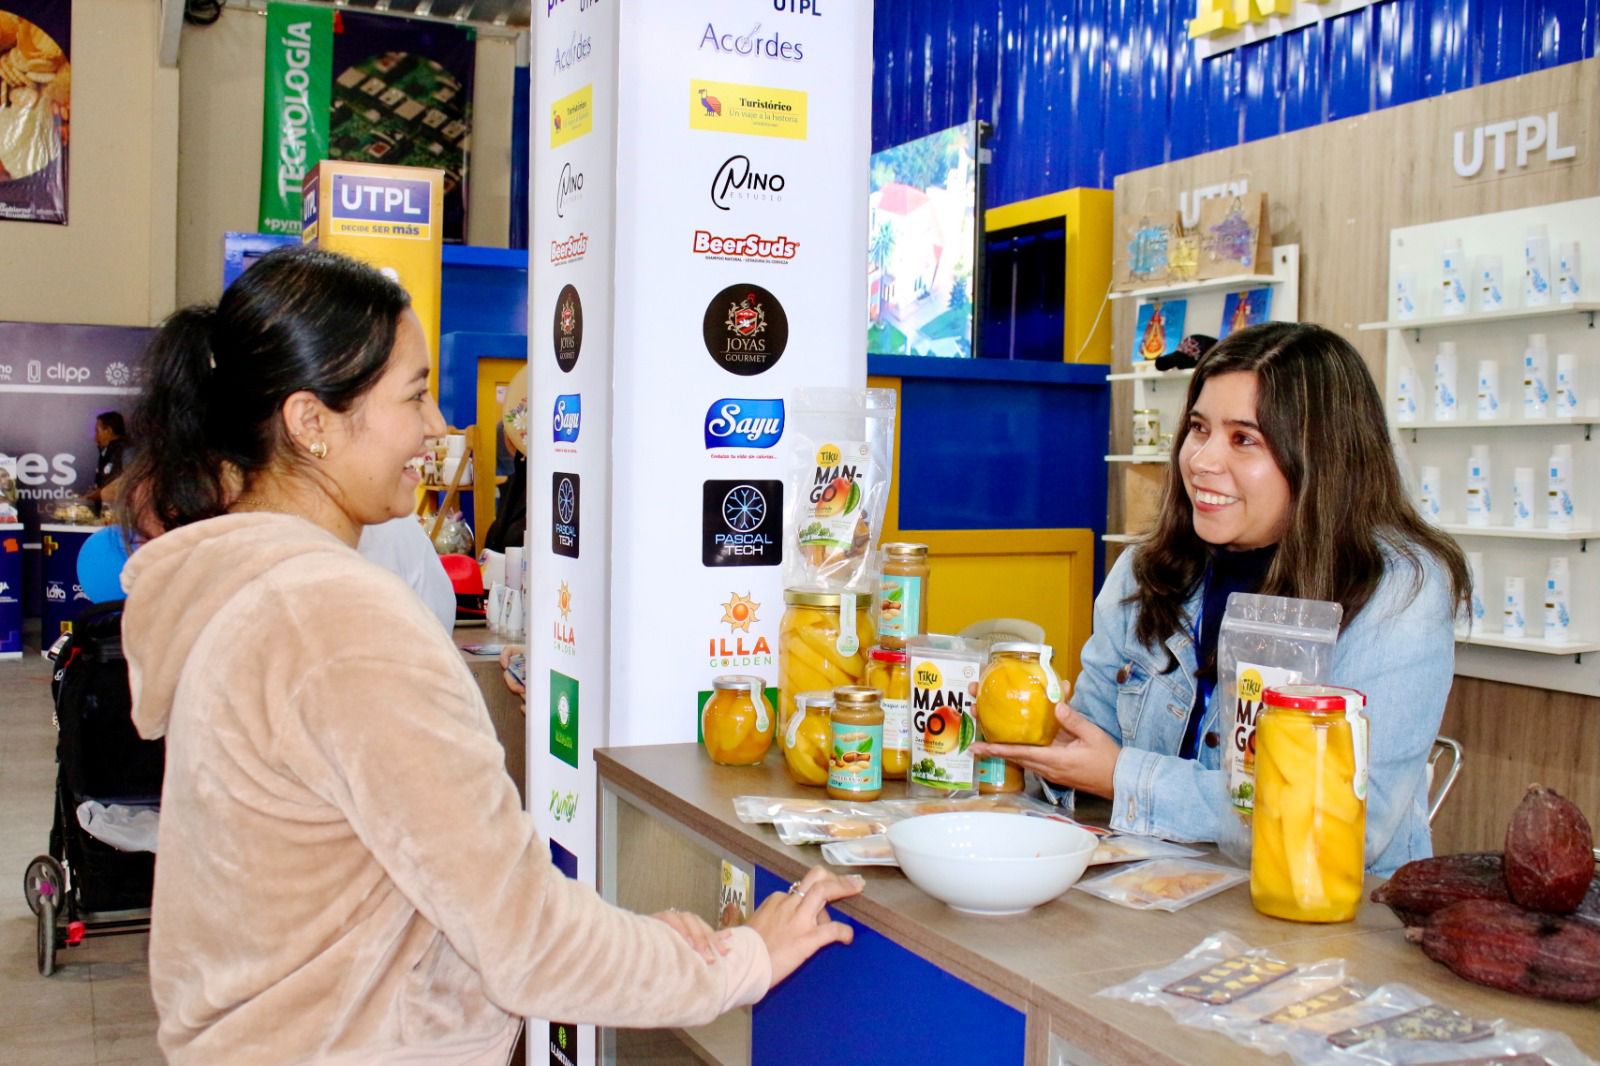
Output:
[{"xmin": 527, "ymin": 4, "xmax": 871, "ymax": 1064}]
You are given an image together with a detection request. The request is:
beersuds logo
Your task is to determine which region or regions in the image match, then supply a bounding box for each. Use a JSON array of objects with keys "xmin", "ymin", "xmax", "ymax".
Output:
[
  {"xmin": 702, "ymin": 283, "xmax": 788, "ymax": 376},
  {"xmin": 550, "ymin": 232, "xmax": 588, "ymax": 265},
  {"xmin": 692, "ymin": 230, "xmax": 799, "ymax": 265}
]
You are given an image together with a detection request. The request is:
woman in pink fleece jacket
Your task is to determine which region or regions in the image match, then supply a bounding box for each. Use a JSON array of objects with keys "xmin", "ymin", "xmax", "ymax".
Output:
[{"xmin": 118, "ymin": 246, "xmax": 862, "ymax": 1065}]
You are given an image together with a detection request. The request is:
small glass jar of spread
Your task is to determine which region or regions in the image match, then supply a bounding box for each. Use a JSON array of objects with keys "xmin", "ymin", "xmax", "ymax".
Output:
[
  {"xmin": 866, "ymin": 646, "xmax": 910, "ymax": 779},
  {"xmin": 877, "ymin": 542, "xmax": 930, "ymax": 647},
  {"xmin": 779, "ymin": 588, "xmax": 875, "ymax": 745},
  {"xmin": 783, "ymin": 691, "xmax": 833, "ymax": 787},
  {"xmin": 1132, "ymin": 409, "xmax": 1162, "ymax": 454},
  {"xmin": 827, "ymin": 686, "xmax": 883, "ymax": 801},
  {"xmin": 701, "ymin": 675, "xmax": 774, "ymax": 767}
]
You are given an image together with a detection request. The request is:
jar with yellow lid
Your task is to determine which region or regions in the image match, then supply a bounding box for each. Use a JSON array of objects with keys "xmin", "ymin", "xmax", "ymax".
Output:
[
  {"xmin": 778, "ymin": 588, "xmax": 875, "ymax": 748},
  {"xmin": 866, "ymin": 646, "xmax": 910, "ymax": 779},
  {"xmin": 783, "ymin": 691, "xmax": 832, "ymax": 787},
  {"xmin": 1251, "ymin": 685, "xmax": 1368, "ymax": 923},
  {"xmin": 877, "ymin": 542, "xmax": 930, "ymax": 647},
  {"xmin": 976, "ymin": 643, "xmax": 1062, "ymax": 746},
  {"xmin": 827, "ymin": 686, "xmax": 883, "ymax": 801},
  {"xmin": 700, "ymin": 675, "xmax": 775, "ymax": 767}
]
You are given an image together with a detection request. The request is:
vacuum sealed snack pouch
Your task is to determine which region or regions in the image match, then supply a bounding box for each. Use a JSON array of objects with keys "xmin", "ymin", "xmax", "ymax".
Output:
[
  {"xmin": 1074, "ymin": 858, "xmax": 1248, "ymax": 911},
  {"xmin": 1215, "ymin": 593, "xmax": 1343, "ymax": 865},
  {"xmin": 784, "ymin": 388, "xmax": 897, "ymax": 594},
  {"xmin": 732, "ymin": 795, "xmax": 881, "ymax": 825},
  {"xmin": 1100, "ymin": 932, "xmax": 1303, "ymax": 1018},
  {"xmin": 905, "ymin": 635, "xmax": 988, "ymax": 798},
  {"xmin": 1089, "ymin": 836, "xmax": 1205, "ymax": 866},
  {"xmin": 1334, "ymin": 1028, "xmax": 1592, "ymax": 1066},
  {"xmin": 821, "ymin": 834, "xmax": 898, "ymax": 866}
]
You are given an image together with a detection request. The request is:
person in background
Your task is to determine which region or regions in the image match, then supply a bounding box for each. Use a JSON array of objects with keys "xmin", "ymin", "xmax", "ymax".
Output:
[
  {"xmin": 356, "ymin": 515, "xmax": 457, "ymax": 632},
  {"xmin": 84, "ymin": 410, "xmax": 127, "ymax": 513},
  {"xmin": 117, "ymin": 246, "xmax": 861, "ymax": 1065},
  {"xmin": 975, "ymin": 322, "xmax": 1470, "ymax": 876}
]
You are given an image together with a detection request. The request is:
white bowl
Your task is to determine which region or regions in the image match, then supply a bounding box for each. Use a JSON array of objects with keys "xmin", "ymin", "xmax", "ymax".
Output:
[{"xmin": 887, "ymin": 811, "xmax": 1099, "ymax": 915}]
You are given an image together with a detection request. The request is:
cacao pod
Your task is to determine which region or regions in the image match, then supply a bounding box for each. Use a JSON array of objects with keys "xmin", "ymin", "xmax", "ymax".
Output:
[
  {"xmin": 1371, "ymin": 853, "xmax": 1509, "ymax": 928},
  {"xmin": 1417, "ymin": 899, "xmax": 1600, "ymax": 1003},
  {"xmin": 1503, "ymin": 785, "xmax": 1595, "ymax": 914}
]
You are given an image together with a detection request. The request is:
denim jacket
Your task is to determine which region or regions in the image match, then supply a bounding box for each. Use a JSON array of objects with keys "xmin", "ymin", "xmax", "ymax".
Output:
[{"xmin": 1060, "ymin": 543, "xmax": 1456, "ymax": 876}]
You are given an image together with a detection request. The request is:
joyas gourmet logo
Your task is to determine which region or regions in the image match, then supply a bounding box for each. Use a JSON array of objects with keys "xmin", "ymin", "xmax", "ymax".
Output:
[
  {"xmin": 702, "ymin": 283, "xmax": 788, "ymax": 376},
  {"xmin": 710, "ymin": 592, "xmax": 772, "ymax": 668},
  {"xmin": 553, "ymin": 284, "xmax": 583, "ymax": 373}
]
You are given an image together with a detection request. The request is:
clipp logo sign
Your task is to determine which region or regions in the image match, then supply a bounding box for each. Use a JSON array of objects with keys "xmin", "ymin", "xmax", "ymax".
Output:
[
  {"xmin": 704, "ymin": 399, "xmax": 785, "ymax": 451},
  {"xmin": 552, "ymin": 394, "xmax": 581, "ymax": 444}
]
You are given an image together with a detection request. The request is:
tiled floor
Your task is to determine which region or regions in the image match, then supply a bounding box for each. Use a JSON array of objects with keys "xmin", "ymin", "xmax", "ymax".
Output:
[{"xmin": 1, "ymin": 626, "xmax": 162, "ymax": 1064}]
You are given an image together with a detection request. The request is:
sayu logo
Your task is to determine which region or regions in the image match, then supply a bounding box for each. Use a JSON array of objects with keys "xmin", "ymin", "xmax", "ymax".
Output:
[
  {"xmin": 711, "ymin": 154, "xmax": 786, "ymax": 210},
  {"xmin": 555, "ymin": 162, "xmax": 584, "ymax": 217},
  {"xmin": 552, "ymin": 394, "xmax": 581, "ymax": 444},
  {"xmin": 700, "ymin": 22, "xmax": 804, "ymax": 62},
  {"xmin": 554, "ymin": 30, "xmax": 591, "ymax": 73},
  {"xmin": 704, "ymin": 398, "xmax": 785, "ymax": 450}
]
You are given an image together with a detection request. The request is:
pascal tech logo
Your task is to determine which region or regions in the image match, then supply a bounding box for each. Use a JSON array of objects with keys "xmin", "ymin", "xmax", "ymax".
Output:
[
  {"xmin": 703, "ymin": 479, "xmax": 782, "ymax": 567},
  {"xmin": 552, "ymin": 394, "xmax": 581, "ymax": 445},
  {"xmin": 704, "ymin": 398, "xmax": 785, "ymax": 452},
  {"xmin": 699, "ymin": 22, "xmax": 804, "ymax": 62},
  {"xmin": 711, "ymin": 154, "xmax": 786, "ymax": 210},
  {"xmin": 703, "ymin": 283, "xmax": 789, "ymax": 376},
  {"xmin": 552, "ymin": 473, "xmax": 580, "ymax": 557}
]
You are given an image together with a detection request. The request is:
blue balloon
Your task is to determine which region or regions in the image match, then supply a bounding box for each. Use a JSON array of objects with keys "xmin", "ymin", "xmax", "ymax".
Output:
[{"xmin": 77, "ymin": 526, "xmax": 134, "ymax": 604}]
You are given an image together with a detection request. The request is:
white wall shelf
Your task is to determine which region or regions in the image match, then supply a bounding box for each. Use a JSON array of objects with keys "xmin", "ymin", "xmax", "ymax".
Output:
[
  {"xmin": 1457, "ymin": 632, "xmax": 1600, "ymax": 663},
  {"xmin": 1105, "ymin": 367, "xmax": 1197, "ymax": 383},
  {"xmin": 1102, "ymin": 533, "xmax": 1142, "ymax": 544},
  {"xmin": 1105, "ymin": 454, "xmax": 1169, "ymax": 464},
  {"xmin": 1111, "ymin": 272, "xmax": 1281, "ymax": 302},
  {"xmin": 1360, "ymin": 301, "xmax": 1600, "ymax": 338},
  {"xmin": 1380, "ymin": 198, "xmax": 1599, "ymax": 694}
]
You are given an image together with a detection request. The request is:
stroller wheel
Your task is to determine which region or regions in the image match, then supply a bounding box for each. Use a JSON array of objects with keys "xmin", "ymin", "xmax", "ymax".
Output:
[
  {"xmin": 22, "ymin": 855, "xmax": 64, "ymax": 918},
  {"xmin": 37, "ymin": 896, "xmax": 57, "ymax": 976}
]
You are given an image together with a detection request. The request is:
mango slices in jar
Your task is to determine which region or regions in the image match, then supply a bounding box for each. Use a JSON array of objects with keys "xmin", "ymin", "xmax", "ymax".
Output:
[
  {"xmin": 977, "ymin": 644, "xmax": 1060, "ymax": 746},
  {"xmin": 783, "ymin": 693, "xmax": 832, "ymax": 787},
  {"xmin": 701, "ymin": 676, "xmax": 774, "ymax": 767},
  {"xmin": 778, "ymin": 590, "xmax": 875, "ymax": 751}
]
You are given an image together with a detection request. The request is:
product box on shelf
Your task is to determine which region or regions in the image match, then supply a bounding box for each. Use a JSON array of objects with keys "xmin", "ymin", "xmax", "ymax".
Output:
[{"xmin": 1122, "ymin": 464, "xmax": 1166, "ymax": 536}]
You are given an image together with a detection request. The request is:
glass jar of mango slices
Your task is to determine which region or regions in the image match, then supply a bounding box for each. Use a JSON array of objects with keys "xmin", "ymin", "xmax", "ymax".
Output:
[
  {"xmin": 701, "ymin": 675, "xmax": 775, "ymax": 767},
  {"xmin": 778, "ymin": 589, "xmax": 876, "ymax": 759}
]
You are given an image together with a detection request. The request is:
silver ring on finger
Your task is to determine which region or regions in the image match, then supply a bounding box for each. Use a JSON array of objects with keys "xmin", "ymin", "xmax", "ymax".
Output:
[{"xmin": 787, "ymin": 881, "xmax": 807, "ymax": 898}]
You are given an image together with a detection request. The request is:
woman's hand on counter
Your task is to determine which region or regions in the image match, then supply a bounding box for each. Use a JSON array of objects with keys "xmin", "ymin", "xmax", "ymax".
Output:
[
  {"xmin": 497, "ymin": 645, "xmax": 526, "ymax": 698},
  {"xmin": 748, "ymin": 866, "xmax": 864, "ymax": 988},
  {"xmin": 652, "ymin": 908, "xmax": 732, "ymax": 964},
  {"xmin": 971, "ymin": 703, "xmax": 1120, "ymax": 799}
]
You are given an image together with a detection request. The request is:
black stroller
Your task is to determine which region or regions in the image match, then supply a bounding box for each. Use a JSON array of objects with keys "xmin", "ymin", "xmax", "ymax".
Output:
[{"xmin": 21, "ymin": 600, "xmax": 164, "ymax": 976}]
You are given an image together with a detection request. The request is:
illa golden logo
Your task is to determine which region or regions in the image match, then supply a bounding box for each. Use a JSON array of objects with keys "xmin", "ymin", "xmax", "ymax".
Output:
[
  {"xmin": 720, "ymin": 592, "xmax": 759, "ymax": 633},
  {"xmin": 557, "ymin": 580, "xmax": 573, "ymax": 620}
]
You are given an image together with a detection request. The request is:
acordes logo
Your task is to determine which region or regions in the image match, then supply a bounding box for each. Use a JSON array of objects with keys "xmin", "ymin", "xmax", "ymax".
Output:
[
  {"xmin": 702, "ymin": 283, "xmax": 788, "ymax": 376},
  {"xmin": 711, "ymin": 154, "xmax": 786, "ymax": 210},
  {"xmin": 704, "ymin": 398, "xmax": 785, "ymax": 451},
  {"xmin": 699, "ymin": 22, "xmax": 804, "ymax": 62},
  {"xmin": 552, "ymin": 284, "xmax": 583, "ymax": 373},
  {"xmin": 554, "ymin": 30, "xmax": 591, "ymax": 73},
  {"xmin": 555, "ymin": 162, "xmax": 584, "ymax": 217}
]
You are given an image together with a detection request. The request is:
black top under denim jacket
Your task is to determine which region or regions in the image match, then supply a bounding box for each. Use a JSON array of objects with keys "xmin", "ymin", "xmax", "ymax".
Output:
[{"xmin": 1178, "ymin": 543, "xmax": 1277, "ymax": 759}]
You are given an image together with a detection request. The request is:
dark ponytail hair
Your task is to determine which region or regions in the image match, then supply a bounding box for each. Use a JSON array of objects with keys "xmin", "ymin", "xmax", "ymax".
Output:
[{"xmin": 124, "ymin": 246, "xmax": 410, "ymax": 534}]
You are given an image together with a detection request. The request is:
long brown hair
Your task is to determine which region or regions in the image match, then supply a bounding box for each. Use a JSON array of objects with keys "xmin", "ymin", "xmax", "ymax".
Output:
[{"xmin": 1130, "ymin": 321, "xmax": 1470, "ymax": 655}]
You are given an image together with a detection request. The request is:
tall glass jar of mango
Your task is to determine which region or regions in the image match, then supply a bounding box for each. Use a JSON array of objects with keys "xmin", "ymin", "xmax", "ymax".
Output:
[
  {"xmin": 1250, "ymin": 685, "xmax": 1368, "ymax": 923},
  {"xmin": 866, "ymin": 647, "xmax": 910, "ymax": 779},
  {"xmin": 701, "ymin": 675, "xmax": 775, "ymax": 767},
  {"xmin": 783, "ymin": 691, "xmax": 832, "ymax": 787},
  {"xmin": 779, "ymin": 589, "xmax": 875, "ymax": 755}
]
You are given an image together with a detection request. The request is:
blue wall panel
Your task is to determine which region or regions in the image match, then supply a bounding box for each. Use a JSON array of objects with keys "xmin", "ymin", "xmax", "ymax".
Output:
[{"xmin": 873, "ymin": 0, "xmax": 1599, "ymax": 203}]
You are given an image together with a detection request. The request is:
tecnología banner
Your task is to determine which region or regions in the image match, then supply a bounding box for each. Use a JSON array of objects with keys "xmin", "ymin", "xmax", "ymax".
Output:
[
  {"xmin": 259, "ymin": 2, "xmax": 474, "ymax": 241},
  {"xmin": 0, "ymin": 0, "xmax": 71, "ymax": 224}
]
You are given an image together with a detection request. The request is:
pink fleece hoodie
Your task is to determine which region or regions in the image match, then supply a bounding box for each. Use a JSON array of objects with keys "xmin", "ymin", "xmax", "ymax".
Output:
[{"xmin": 122, "ymin": 513, "xmax": 768, "ymax": 1065}]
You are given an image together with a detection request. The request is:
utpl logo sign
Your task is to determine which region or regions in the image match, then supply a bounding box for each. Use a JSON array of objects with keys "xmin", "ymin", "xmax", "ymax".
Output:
[{"xmin": 546, "ymin": 0, "xmax": 600, "ymax": 16}]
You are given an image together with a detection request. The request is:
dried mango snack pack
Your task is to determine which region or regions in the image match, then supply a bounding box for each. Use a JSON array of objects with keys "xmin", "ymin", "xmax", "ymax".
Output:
[{"xmin": 783, "ymin": 388, "xmax": 896, "ymax": 596}]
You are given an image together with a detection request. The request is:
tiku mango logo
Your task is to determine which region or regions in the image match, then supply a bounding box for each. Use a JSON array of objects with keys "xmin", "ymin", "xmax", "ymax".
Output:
[{"xmin": 913, "ymin": 661, "xmax": 942, "ymax": 691}]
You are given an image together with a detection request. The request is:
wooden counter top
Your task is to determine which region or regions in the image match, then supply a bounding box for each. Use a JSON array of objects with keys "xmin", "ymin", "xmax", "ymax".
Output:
[{"xmin": 596, "ymin": 743, "xmax": 1597, "ymax": 1066}]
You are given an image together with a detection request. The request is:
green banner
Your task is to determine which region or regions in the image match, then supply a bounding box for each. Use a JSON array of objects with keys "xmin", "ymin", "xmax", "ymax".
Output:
[{"xmin": 258, "ymin": 2, "xmax": 333, "ymax": 236}]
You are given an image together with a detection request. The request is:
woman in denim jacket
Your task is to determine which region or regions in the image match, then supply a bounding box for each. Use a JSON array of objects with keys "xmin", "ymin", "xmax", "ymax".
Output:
[{"xmin": 976, "ymin": 323, "xmax": 1469, "ymax": 875}]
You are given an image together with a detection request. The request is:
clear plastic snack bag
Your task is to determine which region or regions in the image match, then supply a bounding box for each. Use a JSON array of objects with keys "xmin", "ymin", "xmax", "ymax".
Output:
[
  {"xmin": 1074, "ymin": 858, "xmax": 1248, "ymax": 911},
  {"xmin": 1099, "ymin": 931, "xmax": 1305, "ymax": 1021},
  {"xmin": 1215, "ymin": 592, "xmax": 1344, "ymax": 865},
  {"xmin": 732, "ymin": 795, "xmax": 882, "ymax": 825},
  {"xmin": 1262, "ymin": 984, "xmax": 1449, "ymax": 1065},
  {"xmin": 783, "ymin": 388, "xmax": 897, "ymax": 595},
  {"xmin": 821, "ymin": 834, "xmax": 898, "ymax": 866},
  {"xmin": 1339, "ymin": 1027, "xmax": 1596, "ymax": 1066},
  {"xmin": 1089, "ymin": 835, "xmax": 1206, "ymax": 866}
]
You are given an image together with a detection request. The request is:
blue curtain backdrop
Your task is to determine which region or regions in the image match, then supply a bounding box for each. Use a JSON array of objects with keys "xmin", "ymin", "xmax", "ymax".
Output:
[{"xmin": 872, "ymin": 0, "xmax": 1598, "ymax": 204}]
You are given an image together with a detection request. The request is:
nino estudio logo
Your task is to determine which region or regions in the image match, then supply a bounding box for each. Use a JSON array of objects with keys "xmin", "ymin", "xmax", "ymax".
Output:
[
  {"xmin": 702, "ymin": 283, "xmax": 788, "ymax": 376},
  {"xmin": 702, "ymin": 479, "xmax": 782, "ymax": 567},
  {"xmin": 553, "ymin": 284, "xmax": 583, "ymax": 373},
  {"xmin": 711, "ymin": 154, "xmax": 786, "ymax": 210},
  {"xmin": 555, "ymin": 162, "xmax": 584, "ymax": 217},
  {"xmin": 552, "ymin": 473, "xmax": 580, "ymax": 557}
]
